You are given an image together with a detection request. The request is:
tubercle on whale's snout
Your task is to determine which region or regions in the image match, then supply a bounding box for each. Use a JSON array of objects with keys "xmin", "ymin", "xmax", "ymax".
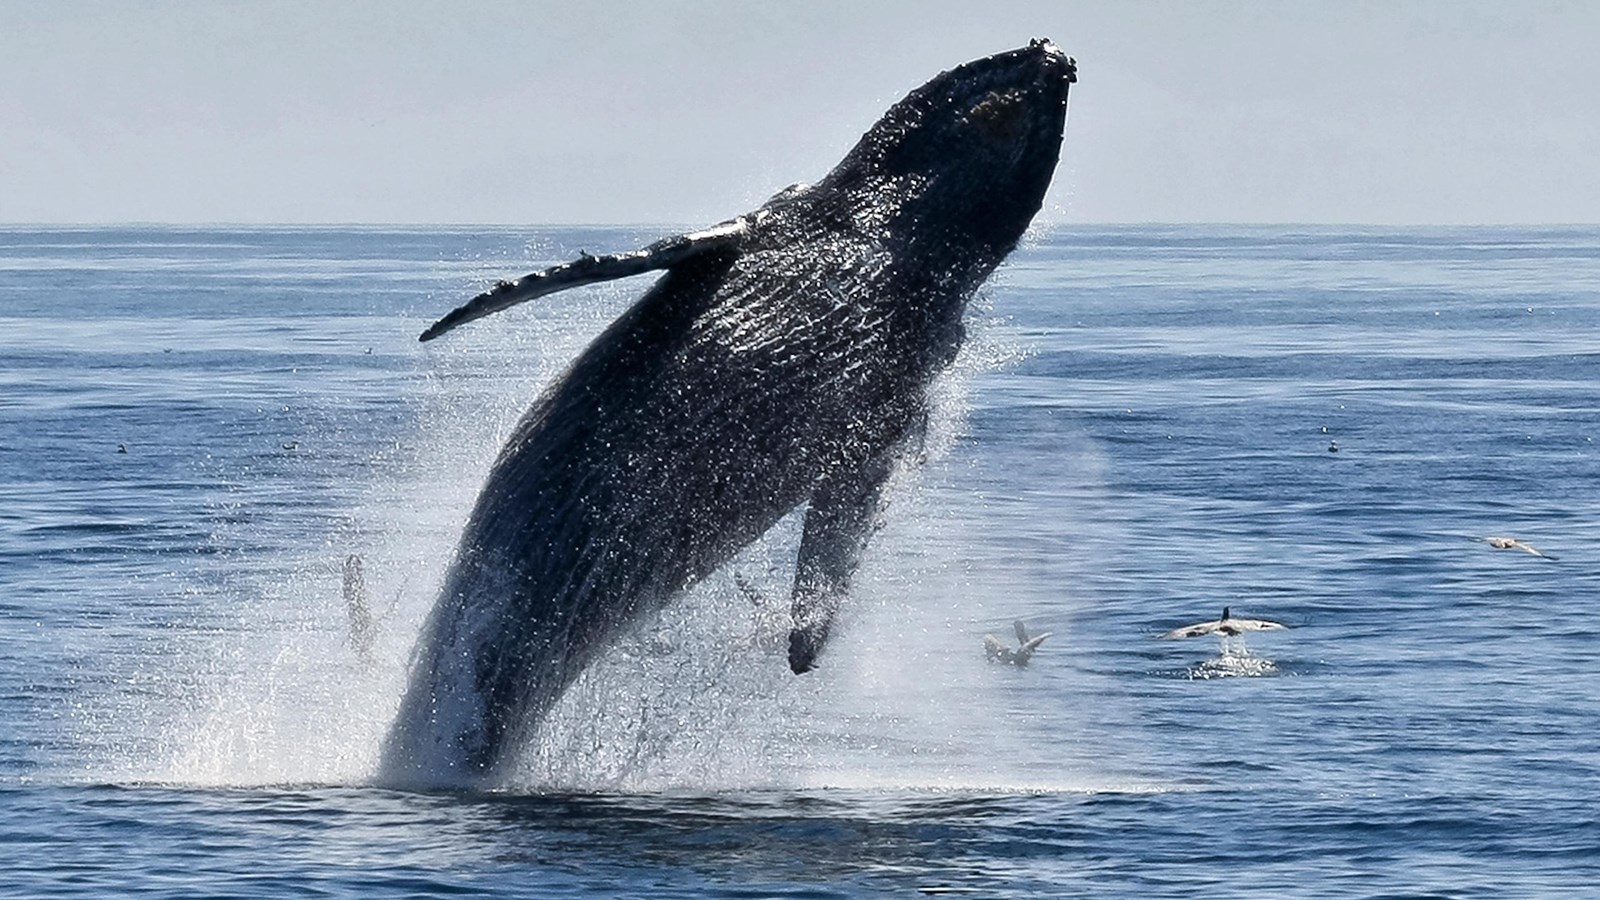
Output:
[{"xmin": 1025, "ymin": 37, "xmax": 1078, "ymax": 83}]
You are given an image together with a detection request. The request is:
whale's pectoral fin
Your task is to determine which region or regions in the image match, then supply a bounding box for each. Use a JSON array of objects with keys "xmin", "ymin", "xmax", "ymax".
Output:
[
  {"xmin": 787, "ymin": 451, "xmax": 896, "ymax": 675},
  {"xmin": 419, "ymin": 216, "xmax": 751, "ymax": 341}
]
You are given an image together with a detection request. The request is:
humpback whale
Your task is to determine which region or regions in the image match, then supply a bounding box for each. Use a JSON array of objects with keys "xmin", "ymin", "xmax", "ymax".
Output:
[{"xmin": 381, "ymin": 40, "xmax": 1076, "ymax": 787}]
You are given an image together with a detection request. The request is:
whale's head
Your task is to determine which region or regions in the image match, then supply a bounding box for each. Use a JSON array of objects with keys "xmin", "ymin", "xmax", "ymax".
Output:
[{"xmin": 817, "ymin": 39, "xmax": 1075, "ymax": 274}]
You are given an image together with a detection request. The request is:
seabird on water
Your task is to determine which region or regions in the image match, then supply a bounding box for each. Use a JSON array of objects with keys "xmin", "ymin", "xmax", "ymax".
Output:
[
  {"xmin": 1161, "ymin": 606, "xmax": 1287, "ymax": 640},
  {"xmin": 984, "ymin": 619, "xmax": 1051, "ymax": 666}
]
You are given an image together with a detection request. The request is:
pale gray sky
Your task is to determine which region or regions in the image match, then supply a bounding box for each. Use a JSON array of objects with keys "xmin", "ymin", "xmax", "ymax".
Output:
[{"xmin": 4, "ymin": 0, "xmax": 1597, "ymax": 225}]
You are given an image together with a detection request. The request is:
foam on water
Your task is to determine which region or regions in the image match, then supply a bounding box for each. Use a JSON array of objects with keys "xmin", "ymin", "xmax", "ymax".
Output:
[{"xmin": 1182, "ymin": 637, "xmax": 1282, "ymax": 680}]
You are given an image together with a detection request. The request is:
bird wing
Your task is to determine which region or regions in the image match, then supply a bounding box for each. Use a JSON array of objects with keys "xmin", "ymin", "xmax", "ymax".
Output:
[
  {"xmin": 1160, "ymin": 621, "xmax": 1219, "ymax": 639},
  {"xmin": 1233, "ymin": 618, "xmax": 1288, "ymax": 632},
  {"xmin": 1014, "ymin": 632, "xmax": 1051, "ymax": 662}
]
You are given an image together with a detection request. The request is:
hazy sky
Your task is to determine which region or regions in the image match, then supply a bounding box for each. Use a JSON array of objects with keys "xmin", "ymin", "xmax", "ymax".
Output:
[{"xmin": 4, "ymin": 0, "xmax": 1597, "ymax": 225}]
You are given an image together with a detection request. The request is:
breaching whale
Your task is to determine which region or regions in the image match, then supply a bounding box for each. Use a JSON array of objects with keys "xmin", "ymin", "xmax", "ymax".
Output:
[{"xmin": 380, "ymin": 39, "xmax": 1076, "ymax": 787}]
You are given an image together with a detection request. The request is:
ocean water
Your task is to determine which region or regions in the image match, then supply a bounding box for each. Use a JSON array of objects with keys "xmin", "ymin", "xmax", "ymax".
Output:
[{"xmin": 2, "ymin": 223, "xmax": 1598, "ymax": 897}]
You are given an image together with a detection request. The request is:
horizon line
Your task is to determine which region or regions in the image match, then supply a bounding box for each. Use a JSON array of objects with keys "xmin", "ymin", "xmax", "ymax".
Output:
[{"xmin": 3, "ymin": 220, "xmax": 1598, "ymax": 230}]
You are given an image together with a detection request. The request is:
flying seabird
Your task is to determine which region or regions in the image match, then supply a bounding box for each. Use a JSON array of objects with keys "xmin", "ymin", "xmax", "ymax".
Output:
[{"xmin": 1474, "ymin": 536, "xmax": 1556, "ymax": 560}]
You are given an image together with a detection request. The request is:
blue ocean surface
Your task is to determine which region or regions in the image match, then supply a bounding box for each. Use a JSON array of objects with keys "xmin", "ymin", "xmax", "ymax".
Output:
[{"xmin": 1, "ymin": 224, "xmax": 1597, "ymax": 897}]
